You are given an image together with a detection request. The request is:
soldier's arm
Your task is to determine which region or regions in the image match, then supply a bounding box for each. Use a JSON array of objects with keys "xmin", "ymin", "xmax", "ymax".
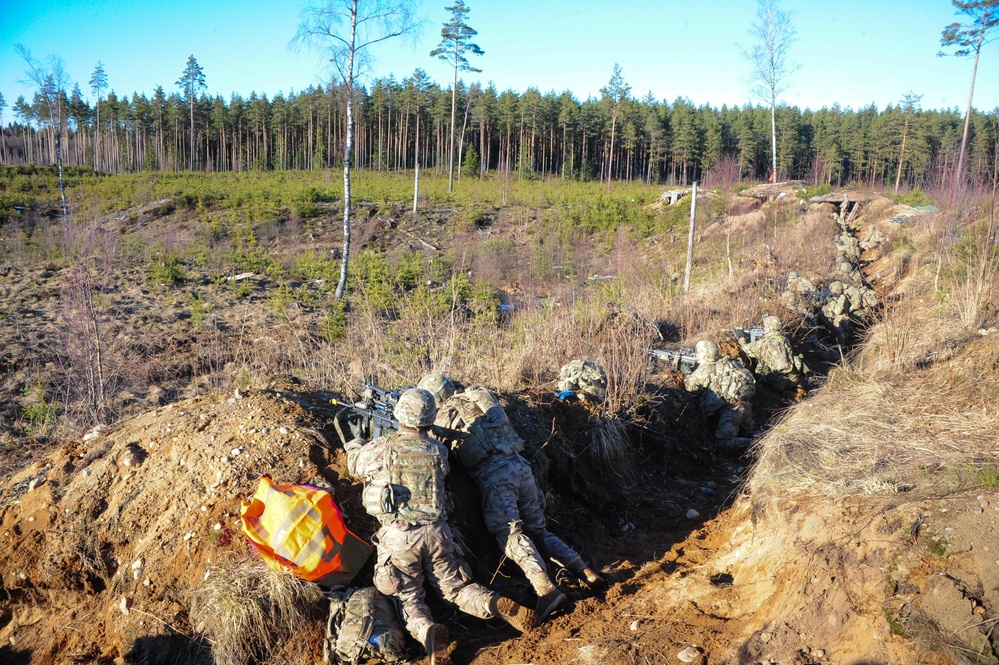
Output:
[{"xmin": 345, "ymin": 436, "xmax": 383, "ymax": 480}]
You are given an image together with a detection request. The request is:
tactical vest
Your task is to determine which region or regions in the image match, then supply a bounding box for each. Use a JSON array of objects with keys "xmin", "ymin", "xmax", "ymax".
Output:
[
  {"xmin": 361, "ymin": 432, "xmax": 447, "ymax": 524},
  {"xmin": 325, "ymin": 586, "xmax": 407, "ymax": 664},
  {"xmin": 715, "ymin": 358, "xmax": 755, "ymax": 401},
  {"xmin": 437, "ymin": 388, "xmax": 524, "ymax": 469}
]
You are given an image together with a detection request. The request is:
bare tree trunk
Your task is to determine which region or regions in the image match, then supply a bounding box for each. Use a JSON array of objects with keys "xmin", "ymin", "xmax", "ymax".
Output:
[
  {"xmin": 895, "ymin": 116, "xmax": 910, "ymax": 194},
  {"xmin": 413, "ymin": 108, "xmax": 421, "ymax": 213},
  {"xmin": 334, "ymin": 2, "xmax": 359, "ymax": 300},
  {"xmin": 684, "ymin": 182, "xmax": 698, "ymax": 292},
  {"xmin": 955, "ymin": 36, "xmax": 982, "ymax": 190}
]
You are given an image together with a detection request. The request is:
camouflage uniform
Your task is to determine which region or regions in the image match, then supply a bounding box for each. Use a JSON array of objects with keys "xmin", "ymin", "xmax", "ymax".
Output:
[
  {"xmin": 684, "ymin": 343, "xmax": 755, "ymax": 442},
  {"xmin": 739, "ymin": 319, "xmax": 810, "ymax": 393},
  {"xmin": 557, "ymin": 360, "xmax": 608, "ymax": 404},
  {"xmin": 821, "ymin": 281, "xmax": 853, "ymax": 344},
  {"xmin": 346, "ymin": 429, "xmax": 501, "ymax": 649},
  {"xmin": 433, "ymin": 384, "xmax": 603, "ymax": 615}
]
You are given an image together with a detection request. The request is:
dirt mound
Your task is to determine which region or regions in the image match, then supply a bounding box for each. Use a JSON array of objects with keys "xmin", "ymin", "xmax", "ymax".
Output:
[{"xmin": 0, "ymin": 384, "xmax": 363, "ymax": 663}]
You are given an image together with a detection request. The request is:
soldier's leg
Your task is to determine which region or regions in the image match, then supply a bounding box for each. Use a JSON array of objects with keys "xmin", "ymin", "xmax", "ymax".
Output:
[
  {"xmin": 371, "ymin": 524, "xmax": 436, "ymax": 646},
  {"xmin": 424, "ymin": 521, "xmax": 539, "ymax": 632},
  {"xmin": 517, "ymin": 460, "xmax": 605, "ymax": 591},
  {"xmin": 475, "ymin": 459, "xmax": 557, "ymax": 598},
  {"xmin": 715, "ymin": 404, "xmax": 741, "ymax": 440}
]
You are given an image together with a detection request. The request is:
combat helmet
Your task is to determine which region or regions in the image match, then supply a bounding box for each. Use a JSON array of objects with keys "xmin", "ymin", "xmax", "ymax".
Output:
[
  {"xmin": 417, "ymin": 373, "xmax": 456, "ymax": 406},
  {"xmin": 695, "ymin": 340, "xmax": 720, "ymax": 362},
  {"xmin": 762, "ymin": 315, "xmax": 783, "ymax": 332},
  {"xmin": 393, "ymin": 388, "xmax": 437, "ymax": 429},
  {"xmin": 557, "ymin": 359, "xmax": 608, "ymax": 403}
]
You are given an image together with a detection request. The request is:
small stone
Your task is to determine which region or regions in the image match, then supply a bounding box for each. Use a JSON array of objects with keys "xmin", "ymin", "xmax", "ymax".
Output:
[
  {"xmin": 814, "ymin": 649, "xmax": 825, "ymax": 658},
  {"xmin": 183, "ymin": 533, "xmax": 194, "ymax": 541},
  {"xmin": 227, "ymin": 398, "xmax": 237, "ymax": 405},
  {"xmin": 143, "ymin": 578, "xmax": 151, "ymax": 587},
  {"xmin": 279, "ymin": 427, "xmax": 289, "ymax": 435},
  {"xmin": 629, "ymin": 619, "xmax": 640, "ymax": 631},
  {"xmin": 677, "ymin": 646, "xmax": 703, "ymax": 663},
  {"xmin": 213, "ymin": 523, "xmax": 222, "ymax": 531},
  {"xmin": 28, "ymin": 478, "xmax": 39, "ymax": 491},
  {"xmin": 221, "ymin": 456, "xmax": 230, "ymax": 464},
  {"xmin": 26, "ymin": 516, "xmax": 34, "ymax": 523},
  {"xmin": 686, "ymin": 509, "xmax": 700, "ymax": 520},
  {"xmin": 201, "ymin": 505, "xmax": 208, "ymax": 512},
  {"xmin": 230, "ymin": 447, "xmax": 243, "ymax": 456},
  {"xmin": 132, "ymin": 569, "xmax": 141, "ymax": 580},
  {"xmin": 120, "ymin": 596, "xmax": 132, "ymax": 615},
  {"xmin": 83, "ymin": 468, "xmax": 92, "ymax": 477},
  {"xmin": 132, "ymin": 559, "xmax": 143, "ymax": 570},
  {"xmin": 975, "ymin": 507, "xmax": 984, "ymax": 514},
  {"xmin": 234, "ymin": 388, "xmax": 243, "ymax": 399}
]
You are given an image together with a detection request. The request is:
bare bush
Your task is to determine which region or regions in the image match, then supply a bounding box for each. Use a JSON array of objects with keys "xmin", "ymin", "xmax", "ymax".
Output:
[{"xmin": 190, "ymin": 554, "xmax": 326, "ymax": 665}]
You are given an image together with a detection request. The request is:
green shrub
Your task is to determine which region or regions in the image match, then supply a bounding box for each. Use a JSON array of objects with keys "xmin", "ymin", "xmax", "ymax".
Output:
[
  {"xmin": 150, "ymin": 256, "xmax": 185, "ymax": 284},
  {"xmin": 896, "ymin": 187, "xmax": 932, "ymax": 207}
]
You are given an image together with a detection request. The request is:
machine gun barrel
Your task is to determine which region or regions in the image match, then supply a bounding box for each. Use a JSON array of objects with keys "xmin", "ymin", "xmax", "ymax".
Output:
[
  {"xmin": 733, "ymin": 326, "xmax": 766, "ymax": 343},
  {"xmin": 331, "ymin": 383, "xmax": 403, "ymax": 443},
  {"xmin": 650, "ymin": 346, "xmax": 698, "ymax": 375}
]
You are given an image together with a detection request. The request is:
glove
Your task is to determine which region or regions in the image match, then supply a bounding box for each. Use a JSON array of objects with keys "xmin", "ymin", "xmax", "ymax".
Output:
[
  {"xmin": 555, "ymin": 390, "xmax": 575, "ymax": 400},
  {"xmin": 347, "ymin": 415, "xmax": 368, "ymax": 441}
]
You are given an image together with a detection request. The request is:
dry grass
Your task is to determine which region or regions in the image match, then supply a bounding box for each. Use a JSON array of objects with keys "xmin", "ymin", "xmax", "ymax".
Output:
[{"xmin": 190, "ymin": 553, "xmax": 326, "ymax": 665}]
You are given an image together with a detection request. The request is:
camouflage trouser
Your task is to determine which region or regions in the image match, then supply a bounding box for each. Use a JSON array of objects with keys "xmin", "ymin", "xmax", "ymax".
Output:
[
  {"xmin": 716, "ymin": 401, "xmax": 754, "ymax": 440},
  {"xmin": 470, "ymin": 453, "xmax": 583, "ymax": 595},
  {"xmin": 372, "ymin": 520, "xmax": 497, "ymax": 646}
]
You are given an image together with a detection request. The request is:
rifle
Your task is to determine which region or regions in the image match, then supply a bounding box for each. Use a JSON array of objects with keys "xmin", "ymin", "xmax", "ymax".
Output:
[
  {"xmin": 650, "ymin": 346, "xmax": 698, "ymax": 375},
  {"xmin": 330, "ymin": 383, "xmax": 402, "ymax": 444},
  {"xmin": 733, "ymin": 326, "xmax": 765, "ymax": 344}
]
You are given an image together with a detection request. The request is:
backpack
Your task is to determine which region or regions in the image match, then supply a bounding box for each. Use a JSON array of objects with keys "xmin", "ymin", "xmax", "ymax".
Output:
[
  {"xmin": 324, "ymin": 587, "xmax": 408, "ymax": 664},
  {"xmin": 438, "ymin": 388, "xmax": 524, "ymax": 468},
  {"xmin": 716, "ymin": 358, "xmax": 755, "ymax": 402}
]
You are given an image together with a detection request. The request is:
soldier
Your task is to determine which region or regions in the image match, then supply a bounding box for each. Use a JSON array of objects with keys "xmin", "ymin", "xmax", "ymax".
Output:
[
  {"xmin": 821, "ymin": 281, "xmax": 853, "ymax": 345},
  {"xmin": 346, "ymin": 388, "xmax": 537, "ymax": 665},
  {"xmin": 556, "ymin": 360, "xmax": 608, "ymax": 404},
  {"xmin": 738, "ymin": 315, "xmax": 810, "ymax": 397},
  {"xmin": 418, "ymin": 374, "xmax": 606, "ymax": 623},
  {"xmin": 684, "ymin": 341, "xmax": 756, "ymax": 452}
]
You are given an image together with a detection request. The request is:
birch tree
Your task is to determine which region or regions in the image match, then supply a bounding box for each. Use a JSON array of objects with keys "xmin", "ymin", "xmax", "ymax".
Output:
[
  {"xmin": 15, "ymin": 44, "xmax": 69, "ymax": 224},
  {"xmin": 430, "ymin": 0, "xmax": 483, "ymax": 194},
  {"xmin": 745, "ymin": 0, "xmax": 797, "ymax": 182},
  {"xmin": 295, "ymin": 0, "xmax": 418, "ymax": 299},
  {"xmin": 939, "ymin": 0, "xmax": 999, "ymax": 188}
]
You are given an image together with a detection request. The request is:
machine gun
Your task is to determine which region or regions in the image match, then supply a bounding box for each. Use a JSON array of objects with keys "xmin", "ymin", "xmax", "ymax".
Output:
[
  {"xmin": 331, "ymin": 383, "xmax": 403, "ymax": 444},
  {"xmin": 733, "ymin": 325, "xmax": 765, "ymax": 344},
  {"xmin": 650, "ymin": 346, "xmax": 698, "ymax": 375}
]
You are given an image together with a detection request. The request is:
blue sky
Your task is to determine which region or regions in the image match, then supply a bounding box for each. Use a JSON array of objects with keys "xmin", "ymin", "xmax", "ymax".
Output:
[{"xmin": 1, "ymin": 0, "xmax": 997, "ymax": 117}]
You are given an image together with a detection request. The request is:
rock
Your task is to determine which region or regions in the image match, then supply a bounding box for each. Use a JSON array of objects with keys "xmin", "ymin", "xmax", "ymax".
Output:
[
  {"xmin": 279, "ymin": 427, "xmax": 289, "ymax": 435},
  {"xmin": 120, "ymin": 596, "xmax": 132, "ymax": 615},
  {"xmin": 686, "ymin": 509, "xmax": 700, "ymax": 520},
  {"xmin": 629, "ymin": 619, "xmax": 640, "ymax": 631},
  {"xmin": 677, "ymin": 645, "xmax": 704, "ymax": 663}
]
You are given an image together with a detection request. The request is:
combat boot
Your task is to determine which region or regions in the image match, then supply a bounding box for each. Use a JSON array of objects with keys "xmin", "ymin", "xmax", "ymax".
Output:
[
  {"xmin": 491, "ymin": 596, "xmax": 538, "ymax": 632},
  {"xmin": 579, "ymin": 567, "xmax": 607, "ymax": 591},
  {"xmin": 424, "ymin": 623, "xmax": 452, "ymax": 665},
  {"xmin": 535, "ymin": 586, "xmax": 568, "ymax": 621},
  {"xmin": 718, "ymin": 437, "xmax": 752, "ymax": 453}
]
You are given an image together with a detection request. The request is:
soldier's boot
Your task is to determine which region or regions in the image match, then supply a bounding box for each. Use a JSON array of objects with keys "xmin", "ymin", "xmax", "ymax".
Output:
[
  {"xmin": 424, "ymin": 623, "xmax": 452, "ymax": 665},
  {"xmin": 718, "ymin": 437, "xmax": 753, "ymax": 453},
  {"xmin": 535, "ymin": 580, "xmax": 568, "ymax": 621},
  {"xmin": 579, "ymin": 567, "xmax": 607, "ymax": 591},
  {"xmin": 491, "ymin": 596, "xmax": 538, "ymax": 633}
]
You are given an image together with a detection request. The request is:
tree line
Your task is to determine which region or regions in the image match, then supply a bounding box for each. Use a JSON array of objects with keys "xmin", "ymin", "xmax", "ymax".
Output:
[{"xmin": 2, "ymin": 69, "xmax": 998, "ymax": 190}]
